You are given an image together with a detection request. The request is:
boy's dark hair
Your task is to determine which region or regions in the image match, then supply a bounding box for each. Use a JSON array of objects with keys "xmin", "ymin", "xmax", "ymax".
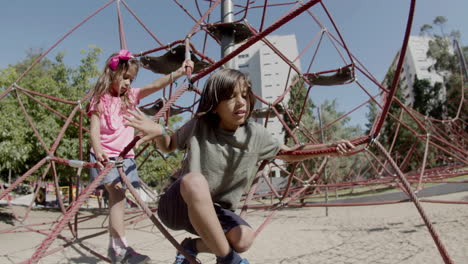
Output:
[{"xmin": 196, "ymin": 69, "xmax": 255, "ymax": 127}]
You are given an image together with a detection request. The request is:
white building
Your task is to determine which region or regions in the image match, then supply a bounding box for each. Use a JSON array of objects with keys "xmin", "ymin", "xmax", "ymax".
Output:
[
  {"xmin": 384, "ymin": 35, "xmax": 448, "ymax": 106},
  {"xmin": 232, "ymin": 34, "xmax": 301, "ymax": 141},
  {"xmin": 232, "ymin": 34, "xmax": 301, "ymax": 177}
]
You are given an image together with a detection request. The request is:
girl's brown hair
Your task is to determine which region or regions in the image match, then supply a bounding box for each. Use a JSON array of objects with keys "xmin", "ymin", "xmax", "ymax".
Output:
[
  {"xmin": 90, "ymin": 52, "xmax": 140, "ymax": 112},
  {"xmin": 196, "ymin": 69, "xmax": 255, "ymax": 126}
]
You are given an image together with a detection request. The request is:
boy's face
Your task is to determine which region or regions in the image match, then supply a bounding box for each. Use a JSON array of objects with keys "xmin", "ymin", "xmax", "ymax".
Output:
[
  {"xmin": 214, "ymin": 82, "xmax": 249, "ymax": 131},
  {"xmin": 111, "ymin": 66, "xmax": 137, "ymax": 96}
]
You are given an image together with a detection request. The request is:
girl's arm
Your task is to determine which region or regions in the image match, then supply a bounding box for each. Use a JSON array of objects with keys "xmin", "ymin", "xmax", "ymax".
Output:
[
  {"xmin": 277, "ymin": 140, "xmax": 355, "ymax": 162},
  {"xmin": 138, "ymin": 60, "xmax": 194, "ymax": 100},
  {"xmin": 124, "ymin": 108, "xmax": 177, "ymax": 153},
  {"xmin": 90, "ymin": 112, "xmax": 109, "ymax": 168}
]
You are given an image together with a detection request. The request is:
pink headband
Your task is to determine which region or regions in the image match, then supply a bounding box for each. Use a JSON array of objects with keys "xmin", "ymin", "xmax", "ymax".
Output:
[{"xmin": 108, "ymin": 49, "xmax": 133, "ymax": 70}]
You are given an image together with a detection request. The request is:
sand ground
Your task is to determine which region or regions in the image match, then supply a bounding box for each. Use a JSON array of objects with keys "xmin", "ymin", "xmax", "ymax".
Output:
[{"xmin": 1, "ymin": 191, "xmax": 467, "ymax": 264}]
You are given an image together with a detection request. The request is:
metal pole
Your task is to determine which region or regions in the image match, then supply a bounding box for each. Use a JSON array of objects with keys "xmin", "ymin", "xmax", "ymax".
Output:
[
  {"xmin": 453, "ymin": 39, "xmax": 468, "ymax": 81},
  {"xmin": 317, "ymin": 106, "xmax": 329, "ymax": 216},
  {"xmin": 221, "ymin": 0, "xmax": 235, "ymax": 69}
]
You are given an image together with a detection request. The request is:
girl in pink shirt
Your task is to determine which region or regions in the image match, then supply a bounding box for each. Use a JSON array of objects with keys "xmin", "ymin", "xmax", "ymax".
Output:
[{"xmin": 87, "ymin": 49, "xmax": 192, "ymax": 263}]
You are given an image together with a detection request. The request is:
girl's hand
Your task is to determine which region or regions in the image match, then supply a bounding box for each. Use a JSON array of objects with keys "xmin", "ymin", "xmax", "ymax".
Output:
[
  {"xmin": 174, "ymin": 59, "xmax": 194, "ymax": 78},
  {"xmin": 333, "ymin": 140, "xmax": 355, "ymax": 156},
  {"xmin": 124, "ymin": 108, "xmax": 163, "ymax": 146},
  {"xmin": 95, "ymin": 151, "xmax": 109, "ymax": 169}
]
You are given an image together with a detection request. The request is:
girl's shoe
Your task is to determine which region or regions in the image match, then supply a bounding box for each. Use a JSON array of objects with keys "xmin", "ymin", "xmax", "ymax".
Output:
[{"xmin": 108, "ymin": 247, "xmax": 150, "ymax": 264}]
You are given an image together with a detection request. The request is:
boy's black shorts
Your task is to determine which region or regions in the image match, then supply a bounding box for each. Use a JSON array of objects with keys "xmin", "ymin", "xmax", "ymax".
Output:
[{"xmin": 157, "ymin": 176, "xmax": 250, "ymax": 235}]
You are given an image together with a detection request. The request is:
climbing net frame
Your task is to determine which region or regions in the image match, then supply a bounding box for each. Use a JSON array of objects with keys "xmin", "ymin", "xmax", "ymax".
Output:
[{"xmin": 0, "ymin": 1, "xmax": 466, "ymax": 263}]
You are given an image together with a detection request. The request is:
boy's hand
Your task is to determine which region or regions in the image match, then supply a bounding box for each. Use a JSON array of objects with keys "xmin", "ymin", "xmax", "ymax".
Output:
[
  {"xmin": 333, "ymin": 140, "xmax": 355, "ymax": 155},
  {"xmin": 124, "ymin": 108, "xmax": 163, "ymax": 147}
]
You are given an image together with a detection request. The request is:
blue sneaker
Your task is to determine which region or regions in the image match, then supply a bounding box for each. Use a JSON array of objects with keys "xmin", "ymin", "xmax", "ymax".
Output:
[
  {"xmin": 216, "ymin": 258, "xmax": 250, "ymax": 264},
  {"xmin": 173, "ymin": 238, "xmax": 198, "ymax": 264}
]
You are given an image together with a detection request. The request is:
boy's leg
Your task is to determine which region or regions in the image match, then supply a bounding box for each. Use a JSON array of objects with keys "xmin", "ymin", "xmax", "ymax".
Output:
[
  {"xmin": 195, "ymin": 225, "xmax": 254, "ymax": 254},
  {"xmin": 225, "ymin": 225, "xmax": 255, "ymax": 253},
  {"xmin": 179, "ymin": 172, "xmax": 231, "ymax": 257}
]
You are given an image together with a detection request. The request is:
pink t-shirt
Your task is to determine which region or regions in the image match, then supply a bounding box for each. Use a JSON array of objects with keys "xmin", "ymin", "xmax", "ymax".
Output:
[{"xmin": 87, "ymin": 88, "xmax": 140, "ymax": 158}]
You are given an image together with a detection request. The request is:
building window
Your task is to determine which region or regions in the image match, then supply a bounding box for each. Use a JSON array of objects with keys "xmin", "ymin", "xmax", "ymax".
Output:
[
  {"xmin": 238, "ymin": 54, "xmax": 249, "ymax": 59},
  {"xmin": 263, "ymin": 52, "xmax": 271, "ymax": 55},
  {"xmin": 265, "ymin": 85, "xmax": 272, "ymax": 87},
  {"xmin": 239, "ymin": 64, "xmax": 249, "ymax": 68},
  {"xmin": 264, "ymin": 73, "xmax": 272, "ymax": 76},
  {"xmin": 264, "ymin": 63, "xmax": 271, "ymax": 66}
]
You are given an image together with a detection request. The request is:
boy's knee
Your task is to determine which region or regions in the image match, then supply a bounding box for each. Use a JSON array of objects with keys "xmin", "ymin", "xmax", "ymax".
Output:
[
  {"xmin": 228, "ymin": 226, "xmax": 255, "ymax": 253},
  {"xmin": 232, "ymin": 235, "xmax": 254, "ymax": 253}
]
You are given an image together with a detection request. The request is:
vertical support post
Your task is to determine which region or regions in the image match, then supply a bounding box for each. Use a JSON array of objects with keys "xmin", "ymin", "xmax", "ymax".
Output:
[
  {"xmin": 317, "ymin": 106, "xmax": 329, "ymax": 217},
  {"xmin": 221, "ymin": 0, "xmax": 235, "ymax": 69}
]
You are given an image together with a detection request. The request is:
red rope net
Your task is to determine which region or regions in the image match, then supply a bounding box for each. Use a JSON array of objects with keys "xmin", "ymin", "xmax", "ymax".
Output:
[{"xmin": 0, "ymin": 1, "xmax": 466, "ymax": 263}]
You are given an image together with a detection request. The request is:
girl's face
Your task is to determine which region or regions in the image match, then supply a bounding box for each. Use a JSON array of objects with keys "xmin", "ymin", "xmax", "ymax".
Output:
[
  {"xmin": 110, "ymin": 66, "xmax": 137, "ymax": 96},
  {"xmin": 214, "ymin": 81, "xmax": 249, "ymax": 131}
]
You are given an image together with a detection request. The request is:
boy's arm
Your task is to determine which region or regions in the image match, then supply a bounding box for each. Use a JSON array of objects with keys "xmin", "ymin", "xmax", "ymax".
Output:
[
  {"xmin": 124, "ymin": 108, "xmax": 177, "ymax": 153},
  {"xmin": 138, "ymin": 59, "xmax": 193, "ymax": 100},
  {"xmin": 90, "ymin": 112, "xmax": 108, "ymax": 168},
  {"xmin": 154, "ymin": 133, "xmax": 176, "ymax": 153},
  {"xmin": 277, "ymin": 139, "xmax": 355, "ymax": 162}
]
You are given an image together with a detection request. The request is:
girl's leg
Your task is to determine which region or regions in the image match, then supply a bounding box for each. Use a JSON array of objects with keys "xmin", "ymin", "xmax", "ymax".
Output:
[
  {"xmin": 105, "ymin": 181, "xmax": 127, "ymax": 246},
  {"xmin": 179, "ymin": 172, "xmax": 230, "ymax": 257}
]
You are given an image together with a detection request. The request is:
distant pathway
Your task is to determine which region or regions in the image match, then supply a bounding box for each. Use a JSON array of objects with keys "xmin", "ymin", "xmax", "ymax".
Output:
[{"xmin": 325, "ymin": 183, "xmax": 468, "ymax": 204}]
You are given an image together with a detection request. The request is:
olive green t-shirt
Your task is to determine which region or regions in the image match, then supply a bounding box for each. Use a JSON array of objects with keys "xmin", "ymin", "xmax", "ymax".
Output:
[{"xmin": 175, "ymin": 118, "xmax": 281, "ymax": 210}]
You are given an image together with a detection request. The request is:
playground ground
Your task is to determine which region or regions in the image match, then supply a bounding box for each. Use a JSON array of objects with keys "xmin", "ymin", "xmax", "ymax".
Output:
[{"xmin": 0, "ymin": 191, "xmax": 467, "ymax": 264}]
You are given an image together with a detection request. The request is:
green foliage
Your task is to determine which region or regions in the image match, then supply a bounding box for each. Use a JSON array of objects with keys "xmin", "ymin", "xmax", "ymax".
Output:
[
  {"xmin": 419, "ymin": 24, "xmax": 433, "ymax": 36},
  {"xmin": 424, "ymin": 16, "xmax": 467, "ymax": 122},
  {"xmin": 412, "ymin": 78, "xmax": 444, "ymax": 119},
  {"xmin": 285, "ymin": 75, "xmax": 362, "ymax": 183},
  {"xmin": 373, "ymin": 69, "xmax": 427, "ymax": 172},
  {"xmin": 284, "ymin": 75, "xmax": 315, "ymax": 144},
  {"xmin": 317, "ymin": 100, "xmax": 362, "ymax": 183},
  {"xmin": 364, "ymin": 101, "xmax": 378, "ymax": 134},
  {"xmin": 135, "ymin": 115, "xmax": 185, "ymax": 189},
  {"xmin": 427, "ymin": 36, "xmax": 457, "ymax": 72},
  {"xmin": 0, "ymin": 46, "xmax": 101, "ymax": 184},
  {"xmin": 433, "ymin": 16, "xmax": 447, "ymax": 35}
]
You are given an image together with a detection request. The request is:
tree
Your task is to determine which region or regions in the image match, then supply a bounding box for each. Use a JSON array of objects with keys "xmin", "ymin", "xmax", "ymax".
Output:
[
  {"xmin": 0, "ymin": 46, "xmax": 101, "ymax": 185},
  {"xmin": 425, "ymin": 16, "xmax": 467, "ymax": 122},
  {"xmin": 284, "ymin": 75, "xmax": 315, "ymax": 145},
  {"xmin": 433, "ymin": 16, "xmax": 447, "ymax": 36},
  {"xmin": 412, "ymin": 77, "xmax": 444, "ymax": 119},
  {"xmin": 136, "ymin": 115, "xmax": 185, "ymax": 190},
  {"xmin": 316, "ymin": 99, "xmax": 362, "ymax": 183},
  {"xmin": 364, "ymin": 100, "xmax": 378, "ymax": 135},
  {"xmin": 427, "ymin": 36, "xmax": 457, "ymax": 73},
  {"xmin": 419, "ymin": 24, "xmax": 433, "ymax": 36}
]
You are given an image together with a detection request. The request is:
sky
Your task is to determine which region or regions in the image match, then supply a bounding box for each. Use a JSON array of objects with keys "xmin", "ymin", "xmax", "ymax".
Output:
[{"xmin": 1, "ymin": 0, "xmax": 467, "ymax": 128}]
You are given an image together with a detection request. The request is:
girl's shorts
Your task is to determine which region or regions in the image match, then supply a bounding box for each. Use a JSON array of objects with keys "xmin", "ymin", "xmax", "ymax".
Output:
[
  {"xmin": 89, "ymin": 153, "xmax": 141, "ymax": 189},
  {"xmin": 157, "ymin": 176, "xmax": 250, "ymax": 235}
]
